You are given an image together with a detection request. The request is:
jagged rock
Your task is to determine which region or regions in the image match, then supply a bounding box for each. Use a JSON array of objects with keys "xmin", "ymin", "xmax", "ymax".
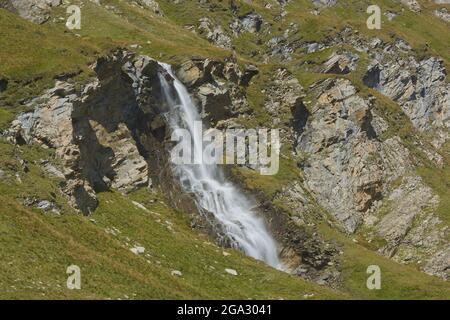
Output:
[
  {"xmin": 6, "ymin": 51, "xmax": 160, "ymax": 214},
  {"xmin": 174, "ymin": 58, "xmax": 256, "ymax": 124},
  {"xmin": 198, "ymin": 17, "xmax": 232, "ymax": 49},
  {"xmin": 384, "ymin": 11, "xmax": 397, "ymax": 21},
  {"xmin": 322, "ymin": 51, "xmax": 359, "ymax": 74},
  {"xmin": 311, "ymin": 0, "xmax": 337, "ymax": 7},
  {"xmin": 140, "ymin": 0, "xmax": 163, "ymax": 16},
  {"xmin": 36, "ymin": 200, "xmax": 54, "ymax": 211},
  {"xmin": 434, "ymin": 8, "xmax": 450, "ymax": 23},
  {"xmin": 374, "ymin": 175, "xmax": 448, "ymax": 279},
  {"xmin": 303, "ymin": 42, "xmax": 327, "ymax": 54},
  {"xmin": 364, "ymin": 54, "xmax": 449, "ymax": 147},
  {"xmin": 263, "ymin": 68, "xmax": 305, "ymax": 128},
  {"xmin": 266, "ymin": 36, "xmax": 294, "ymax": 60},
  {"xmin": 197, "ymin": 83, "xmax": 233, "ymax": 122},
  {"xmin": 423, "ymin": 249, "xmax": 450, "ymax": 280},
  {"xmin": 400, "ymin": 0, "xmax": 421, "ymax": 13},
  {"xmin": 377, "ymin": 176, "xmax": 438, "ymax": 243},
  {"xmin": 0, "ymin": 0, "xmax": 61, "ymax": 24},
  {"xmin": 295, "ymin": 79, "xmax": 417, "ymax": 233},
  {"xmin": 41, "ymin": 160, "xmax": 65, "ymax": 179},
  {"xmin": 241, "ymin": 64, "xmax": 259, "ymax": 86},
  {"xmin": 176, "ymin": 60, "xmax": 204, "ymax": 87},
  {"xmin": 230, "ymin": 12, "xmax": 264, "ymax": 35}
]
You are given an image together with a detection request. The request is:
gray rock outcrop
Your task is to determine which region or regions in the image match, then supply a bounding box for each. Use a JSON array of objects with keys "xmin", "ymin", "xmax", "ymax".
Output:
[{"xmin": 0, "ymin": 0, "xmax": 61, "ymax": 24}]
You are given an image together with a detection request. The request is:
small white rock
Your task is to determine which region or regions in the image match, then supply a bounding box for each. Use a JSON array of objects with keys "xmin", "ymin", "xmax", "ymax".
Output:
[
  {"xmin": 130, "ymin": 246, "xmax": 145, "ymax": 255},
  {"xmin": 171, "ymin": 270, "xmax": 182, "ymax": 276},
  {"xmin": 225, "ymin": 268, "xmax": 238, "ymax": 276},
  {"xmin": 222, "ymin": 251, "xmax": 231, "ymax": 256},
  {"xmin": 132, "ymin": 201, "xmax": 149, "ymax": 212}
]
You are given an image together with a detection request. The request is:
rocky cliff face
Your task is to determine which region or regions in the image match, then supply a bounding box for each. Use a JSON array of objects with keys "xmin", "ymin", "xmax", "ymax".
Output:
[
  {"xmin": 6, "ymin": 51, "xmax": 161, "ymax": 213},
  {"xmin": 364, "ymin": 45, "xmax": 449, "ymax": 148}
]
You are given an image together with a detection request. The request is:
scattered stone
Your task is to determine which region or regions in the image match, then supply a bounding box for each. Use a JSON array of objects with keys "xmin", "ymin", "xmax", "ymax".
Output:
[
  {"xmin": 311, "ymin": 0, "xmax": 337, "ymax": 8},
  {"xmin": 230, "ymin": 12, "xmax": 264, "ymax": 35},
  {"xmin": 225, "ymin": 268, "xmax": 238, "ymax": 276},
  {"xmin": 36, "ymin": 200, "xmax": 52, "ymax": 211},
  {"xmin": 41, "ymin": 161, "xmax": 65, "ymax": 179},
  {"xmin": 171, "ymin": 270, "xmax": 182, "ymax": 276},
  {"xmin": 434, "ymin": 8, "xmax": 450, "ymax": 23},
  {"xmin": 384, "ymin": 11, "xmax": 397, "ymax": 21},
  {"xmin": 400, "ymin": 0, "xmax": 421, "ymax": 13},
  {"xmin": 322, "ymin": 51, "xmax": 359, "ymax": 74},
  {"xmin": 198, "ymin": 17, "xmax": 232, "ymax": 49},
  {"xmin": 132, "ymin": 201, "xmax": 149, "ymax": 212},
  {"xmin": 130, "ymin": 246, "xmax": 145, "ymax": 255},
  {"xmin": 140, "ymin": 0, "xmax": 163, "ymax": 16}
]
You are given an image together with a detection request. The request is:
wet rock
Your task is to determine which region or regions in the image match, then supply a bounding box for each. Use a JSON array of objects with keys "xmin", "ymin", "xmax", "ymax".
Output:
[
  {"xmin": 176, "ymin": 60, "xmax": 204, "ymax": 87},
  {"xmin": 175, "ymin": 58, "xmax": 255, "ymax": 124},
  {"xmin": 197, "ymin": 83, "xmax": 233, "ymax": 122}
]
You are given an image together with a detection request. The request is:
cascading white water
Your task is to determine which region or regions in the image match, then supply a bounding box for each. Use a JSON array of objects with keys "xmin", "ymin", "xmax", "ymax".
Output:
[{"xmin": 158, "ymin": 63, "xmax": 281, "ymax": 269}]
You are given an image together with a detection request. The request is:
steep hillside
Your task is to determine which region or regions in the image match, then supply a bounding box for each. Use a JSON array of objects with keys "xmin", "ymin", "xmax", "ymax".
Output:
[{"xmin": 0, "ymin": 0, "xmax": 449, "ymax": 299}]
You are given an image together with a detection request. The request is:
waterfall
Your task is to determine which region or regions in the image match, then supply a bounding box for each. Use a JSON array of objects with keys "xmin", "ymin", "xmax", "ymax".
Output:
[{"xmin": 158, "ymin": 63, "xmax": 281, "ymax": 269}]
